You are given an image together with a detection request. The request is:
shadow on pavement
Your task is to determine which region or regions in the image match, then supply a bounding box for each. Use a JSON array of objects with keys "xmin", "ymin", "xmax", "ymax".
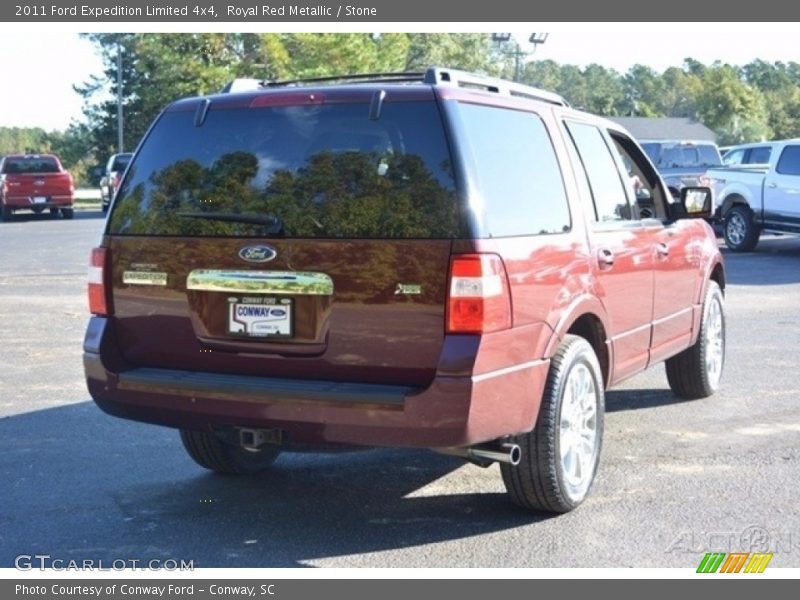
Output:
[
  {"xmin": 605, "ymin": 387, "xmax": 697, "ymax": 413},
  {"xmin": 0, "ymin": 208, "xmax": 106, "ymax": 223},
  {"xmin": 0, "ymin": 401, "xmax": 553, "ymax": 568},
  {"xmin": 722, "ymin": 237, "xmax": 800, "ymax": 285}
]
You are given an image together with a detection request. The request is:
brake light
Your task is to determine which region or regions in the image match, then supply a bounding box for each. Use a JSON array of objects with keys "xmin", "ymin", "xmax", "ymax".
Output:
[
  {"xmin": 446, "ymin": 254, "xmax": 512, "ymax": 334},
  {"xmin": 112, "ymin": 173, "xmax": 121, "ymax": 190},
  {"xmin": 88, "ymin": 247, "xmax": 112, "ymax": 316}
]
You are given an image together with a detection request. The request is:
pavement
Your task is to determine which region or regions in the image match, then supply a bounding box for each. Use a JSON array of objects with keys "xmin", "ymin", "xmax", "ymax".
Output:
[{"xmin": 0, "ymin": 210, "xmax": 798, "ymax": 568}]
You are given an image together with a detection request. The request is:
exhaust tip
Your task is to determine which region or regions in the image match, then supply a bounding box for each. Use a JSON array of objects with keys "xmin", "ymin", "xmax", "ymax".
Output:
[{"xmin": 506, "ymin": 444, "xmax": 522, "ymax": 466}]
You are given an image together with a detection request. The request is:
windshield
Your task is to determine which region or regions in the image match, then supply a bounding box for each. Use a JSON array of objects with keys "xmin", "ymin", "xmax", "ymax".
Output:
[{"xmin": 108, "ymin": 101, "xmax": 459, "ymax": 239}]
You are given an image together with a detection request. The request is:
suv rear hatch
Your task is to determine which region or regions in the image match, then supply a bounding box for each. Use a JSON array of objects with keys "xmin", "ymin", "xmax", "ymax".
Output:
[{"xmin": 105, "ymin": 88, "xmax": 461, "ymax": 388}]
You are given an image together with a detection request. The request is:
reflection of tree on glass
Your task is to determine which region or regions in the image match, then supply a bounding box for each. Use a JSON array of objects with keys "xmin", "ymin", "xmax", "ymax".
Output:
[{"xmin": 110, "ymin": 101, "xmax": 460, "ymax": 239}]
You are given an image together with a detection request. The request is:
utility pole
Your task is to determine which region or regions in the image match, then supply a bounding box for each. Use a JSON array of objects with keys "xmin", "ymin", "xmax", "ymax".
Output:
[
  {"xmin": 492, "ymin": 33, "xmax": 549, "ymax": 82},
  {"xmin": 116, "ymin": 41, "xmax": 124, "ymax": 154}
]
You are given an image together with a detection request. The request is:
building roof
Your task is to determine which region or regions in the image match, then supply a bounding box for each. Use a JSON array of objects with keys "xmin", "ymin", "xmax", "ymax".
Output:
[{"xmin": 608, "ymin": 117, "xmax": 717, "ymax": 142}]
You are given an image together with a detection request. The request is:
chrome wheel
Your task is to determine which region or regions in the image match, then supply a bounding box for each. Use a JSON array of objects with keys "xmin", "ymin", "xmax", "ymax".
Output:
[
  {"xmin": 559, "ymin": 363, "xmax": 599, "ymax": 501},
  {"xmin": 704, "ymin": 295, "xmax": 725, "ymax": 387},
  {"xmin": 726, "ymin": 212, "xmax": 746, "ymax": 246}
]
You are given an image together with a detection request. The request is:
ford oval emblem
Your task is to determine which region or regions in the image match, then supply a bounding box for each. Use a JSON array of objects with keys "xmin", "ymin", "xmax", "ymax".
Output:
[{"xmin": 238, "ymin": 245, "xmax": 277, "ymax": 263}]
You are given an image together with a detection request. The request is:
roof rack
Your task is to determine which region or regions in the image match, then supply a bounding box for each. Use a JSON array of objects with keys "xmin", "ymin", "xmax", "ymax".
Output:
[
  {"xmin": 221, "ymin": 67, "xmax": 568, "ymax": 107},
  {"xmin": 263, "ymin": 72, "xmax": 426, "ymax": 87},
  {"xmin": 424, "ymin": 67, "xmax": 568, "ymax": 106}
]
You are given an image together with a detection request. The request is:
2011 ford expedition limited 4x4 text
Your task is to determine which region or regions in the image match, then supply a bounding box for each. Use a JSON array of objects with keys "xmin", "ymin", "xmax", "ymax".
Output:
[{"xmin": 83, "ymin": 68, "xmax": 725, "ymax": 513}]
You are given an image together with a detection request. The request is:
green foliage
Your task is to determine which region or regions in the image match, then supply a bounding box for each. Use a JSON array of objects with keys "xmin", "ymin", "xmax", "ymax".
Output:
[{"xmin": 60, "ymin": 34, "xmax": 800, "ymax": 173}]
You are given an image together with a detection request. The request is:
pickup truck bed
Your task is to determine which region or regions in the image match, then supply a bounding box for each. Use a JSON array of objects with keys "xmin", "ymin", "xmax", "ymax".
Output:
[{"xmin": 0, "ymin": 154, "xmax": 74, "ymax": 220}]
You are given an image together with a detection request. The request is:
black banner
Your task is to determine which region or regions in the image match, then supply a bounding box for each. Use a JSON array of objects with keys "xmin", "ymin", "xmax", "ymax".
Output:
[{"xmin": 2, "ymin": 0, "xmax": 800, "ymax": 21}]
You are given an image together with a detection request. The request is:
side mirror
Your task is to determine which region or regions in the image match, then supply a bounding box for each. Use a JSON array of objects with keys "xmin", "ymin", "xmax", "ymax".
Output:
[{"xmin": 679, "ymin": 186, "xmax": 713, "ymax": 219}]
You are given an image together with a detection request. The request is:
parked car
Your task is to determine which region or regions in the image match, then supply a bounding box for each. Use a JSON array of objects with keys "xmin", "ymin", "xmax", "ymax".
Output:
[
  {"xmin": 0, "ymin": 154, "xmax": 74, "ymax": 220},
  {"xmin": 708, "ymin": 138, "xmax": 800, "ymax": 251},
  {"xmin": 721, "ymin": 141, "xmax": 775, "ymax": 167},
  {"xmin": 84, "ymin": 68, "xmax": 725, "ymax": 513},
  {"xmin": 640, "ymin": 140, "xmax": 723, "ymax": 198},
  {"xmin": 100, "ymin": 152, "xmax": 133, "ymax": 212}
]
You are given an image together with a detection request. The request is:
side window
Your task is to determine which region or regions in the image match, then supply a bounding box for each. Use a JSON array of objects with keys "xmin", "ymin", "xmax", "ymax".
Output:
[
  {"xmin": 457, "ymin": 103, "xmax": 571, "ymax": 236},
  {"xmin": 776, "ymin": 145, "xmax": 800, "ymax": 175},
  {"xmin": 749, "ymin": 146, "xmax": 772, "ymax": 164},
  {"xmin": 609, "ymin": 133, "xmax": 669, "ymax": 220},
  {"xmin": 723, "ymin": 149, "xmax": 745, "ymax": 166},
  {"xmin": 564, "ymin": 121, "xmax": 632, "ymax": 223}
]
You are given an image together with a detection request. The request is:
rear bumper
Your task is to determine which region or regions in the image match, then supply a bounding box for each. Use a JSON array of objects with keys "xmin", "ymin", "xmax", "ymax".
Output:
[
  {"xmin": 84, "ymin": 317, "xmax": 549, "ymax": 448},
  {"xmin": 3, "ymin": 194, "xmax": 73, "ymax": 209}
]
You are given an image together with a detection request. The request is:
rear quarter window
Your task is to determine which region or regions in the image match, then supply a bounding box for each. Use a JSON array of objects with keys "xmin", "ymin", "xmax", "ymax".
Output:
[{"xmin": 455, "ymin": 103, "xmax": 570, "ymax": 236}]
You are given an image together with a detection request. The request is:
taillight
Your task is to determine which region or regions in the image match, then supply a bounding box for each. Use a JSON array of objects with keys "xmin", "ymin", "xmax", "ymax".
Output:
[
  {"xmin": 446, "ymin": 254, "xmax": 512, "ymax": 334},
  {"xmin": 88, "ymin": 247, "xmax": 111, "ymax": 316},
  {"xmin": 112, "ymin": 173, "xmax": 121, "ymax": 190}
]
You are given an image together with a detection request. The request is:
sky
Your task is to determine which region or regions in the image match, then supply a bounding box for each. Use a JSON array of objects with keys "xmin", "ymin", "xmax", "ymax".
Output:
[{"xmin": 0, "ymin": 28, "xmax": 797, "ymax": 131}]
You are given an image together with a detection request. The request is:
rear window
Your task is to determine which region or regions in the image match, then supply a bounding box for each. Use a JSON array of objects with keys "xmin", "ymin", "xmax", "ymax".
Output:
[
  {"xmin": 110, "ymin": 154, "xmax": 132, "ymax": 172},
  {"xmin": 641, "ymin": 143, "xmax": 721, "ymax": 168},
  {"xmin": 108, "ymin": 101, "xmax": 459, "ymax": 238},
  {"xmin": 2, "ymin": 157, "xmax": 60, "ymax": 174}
]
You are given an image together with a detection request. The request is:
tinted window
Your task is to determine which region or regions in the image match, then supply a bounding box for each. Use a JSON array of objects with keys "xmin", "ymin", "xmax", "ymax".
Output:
[
  {"xmin": 749, "ymin": 146, "xmax": 772, "ymax": 164},
  {"xmin": 108, "ymin": 101, "xmax": 458, "ymax": 238},
  {"xmin": 644, "ymin": 143, "xmax": 721, "ymax": 168},
  {"xmin": 723, "ymin": 149, "xmax": 746, "ymax": 166},
  {"xmin": 110, "ymin": 154, "xmax": 132, "ymax": 172},
  {"xmin": 456, "ymin": 103, "xmax": 570, "ymax": 236},
  {"xmin": 565, "ymin": 122, "xmax": 631, "ymax": 223},
  {"xmin": 776, "ymin": 145, "xmax": 800, "ymax": 175},
  {"xmin": 2, "ymin": 157, "xmax": 60, "ymax": 174}
]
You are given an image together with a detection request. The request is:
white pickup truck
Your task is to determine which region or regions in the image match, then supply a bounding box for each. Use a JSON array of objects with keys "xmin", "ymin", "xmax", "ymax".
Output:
[{"xmin": 708, "ymin": 138, "xmax": 800, "ymax": 251}]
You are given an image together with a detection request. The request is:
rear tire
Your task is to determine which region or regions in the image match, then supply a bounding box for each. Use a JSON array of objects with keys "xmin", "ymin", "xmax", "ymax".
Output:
[
  {"xmin": 1, "ymin": 204, "xmax": 12, "ymax": 221},
  {"xmin": 723, "ymin": 205, "xmax": 759, "ymax": 252},
  {"xmin": 501, "ymin": 335, "xmax": 604, "ymax": 513},
  {"xmin": 61, "ymin": 208, "xmax": 74, "ymax": 219},
  {"xmin": 666, "ymin": 281, "xmax": 725, "ymax": 399},
  {"xmin": 180, "ymin": 429, "xmax": 281, "ymax": 475}
]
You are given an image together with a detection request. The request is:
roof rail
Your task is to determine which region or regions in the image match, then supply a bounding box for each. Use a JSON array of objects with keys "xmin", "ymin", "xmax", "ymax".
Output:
[
  {"xmin": 263, "ymin": 72, "xmax": 426, "ymax": 87},
  {"xmin": 220, "ymin": 67, "xmax": 568, "ymax": 107},
  {"xmin": 424, "ymin": 67, "xmax": 568, "ymax": 107}
]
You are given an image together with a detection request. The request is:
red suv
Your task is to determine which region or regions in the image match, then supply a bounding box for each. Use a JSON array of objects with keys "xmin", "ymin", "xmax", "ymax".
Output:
[{"xmin": 84, "ymin": 68, "xmax": 725, "ymax": 513}]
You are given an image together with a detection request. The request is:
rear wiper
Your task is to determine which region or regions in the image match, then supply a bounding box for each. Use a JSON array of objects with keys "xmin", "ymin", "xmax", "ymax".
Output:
[{"xmin": 177, "ymin": 211, "xmax": 284, "ymax": 234}]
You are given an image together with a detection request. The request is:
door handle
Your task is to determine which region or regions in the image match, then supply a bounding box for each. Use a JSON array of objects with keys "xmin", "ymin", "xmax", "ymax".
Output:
[
  {"xmin": 596, "ymin": 248, "xmax": 615, "ymax": 269},
  {"xmin": 766, "ymin": 182, "xmax": 778, "ymax": 189},
  {"xmin": 656, "ymin": 242, "xmax": 669, "ymax": 258}
]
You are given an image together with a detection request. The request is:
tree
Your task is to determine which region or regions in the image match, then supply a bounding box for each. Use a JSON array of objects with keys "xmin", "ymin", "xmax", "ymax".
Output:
[{"xmin": 693, "ymin": 64, "xmax": 771, "ymax": 144}]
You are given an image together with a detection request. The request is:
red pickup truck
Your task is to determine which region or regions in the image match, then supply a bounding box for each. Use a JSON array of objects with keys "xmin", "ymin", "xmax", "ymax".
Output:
[{"xmin": 0, "ymin": 154, "xmax": 75, "ymax": 220}]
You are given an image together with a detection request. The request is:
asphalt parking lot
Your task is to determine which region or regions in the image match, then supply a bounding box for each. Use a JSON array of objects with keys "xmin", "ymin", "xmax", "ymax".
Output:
[{"xmin": 1, "ymin": 209, "xmax": 798, "ymax": 568}]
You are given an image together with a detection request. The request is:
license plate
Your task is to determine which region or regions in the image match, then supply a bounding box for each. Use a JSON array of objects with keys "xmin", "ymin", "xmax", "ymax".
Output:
[
  {"xmin": 32, "ymin": 196, "xmax": 47, "ymax": 204},
  {"xmin": 228, "ymin": 297, "xmax": 292, "ymax": 338}
]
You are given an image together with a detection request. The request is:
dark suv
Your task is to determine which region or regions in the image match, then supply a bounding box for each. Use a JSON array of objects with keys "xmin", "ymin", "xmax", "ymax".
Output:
[{"xmin": 84, "ymin": 68, "xmax": 725, "ymax": 513}]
